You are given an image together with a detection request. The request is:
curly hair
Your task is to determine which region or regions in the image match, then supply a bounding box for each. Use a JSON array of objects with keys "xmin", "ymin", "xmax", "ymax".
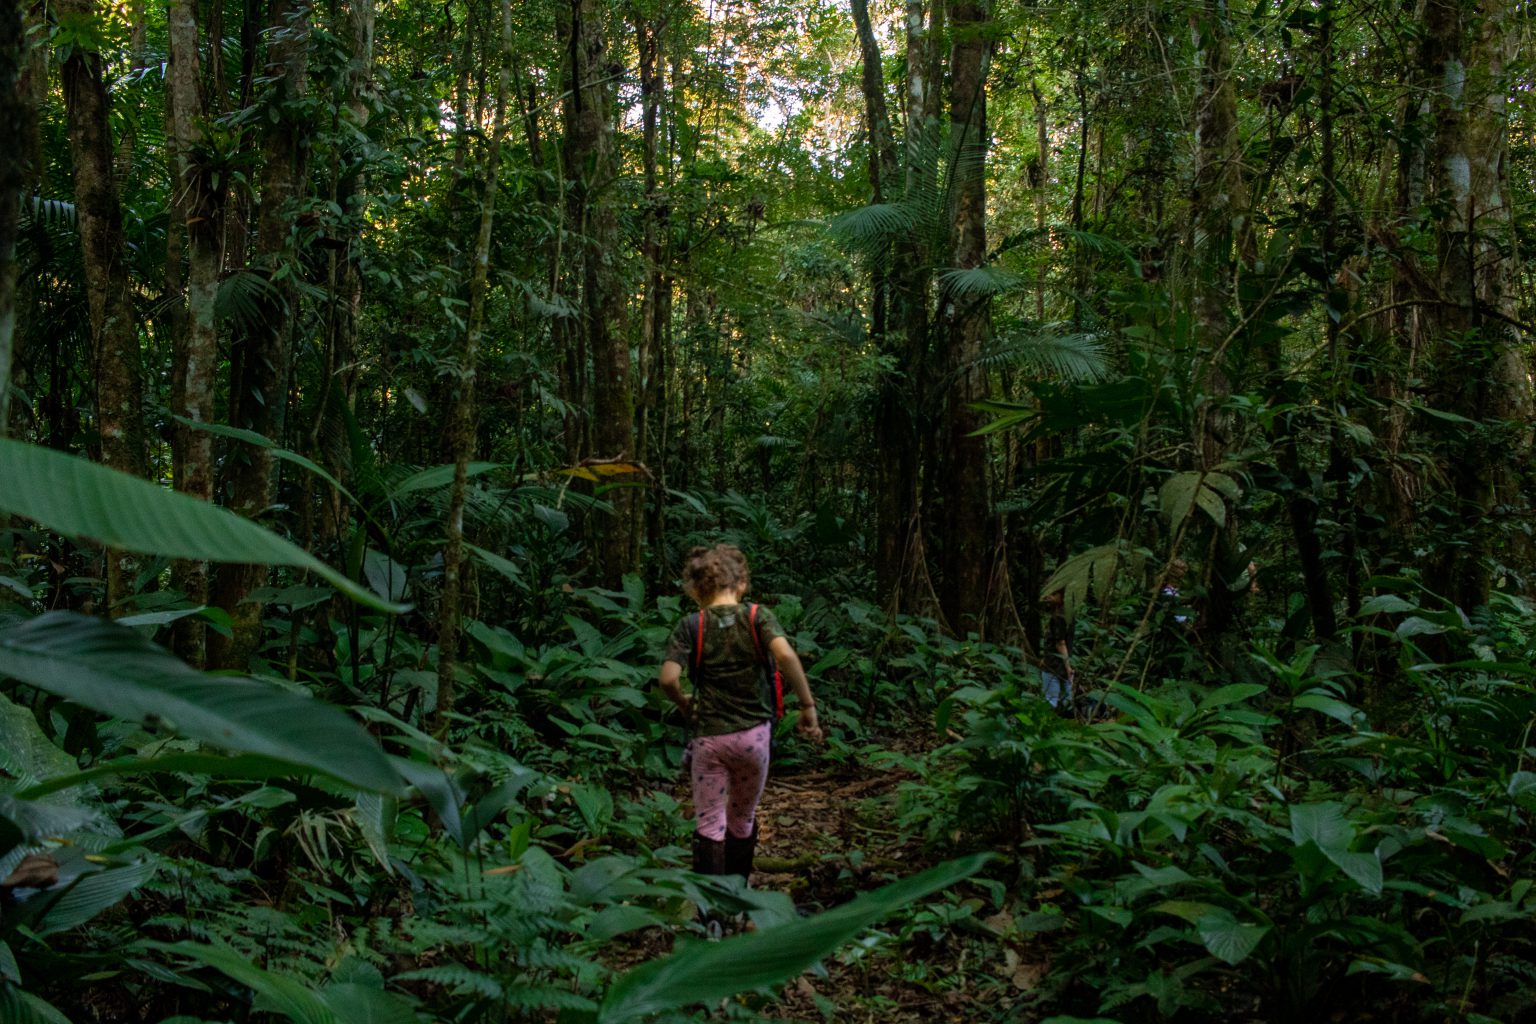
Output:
[{"xmin": 681, "ymin": 544, "xmax": 751, "ymax": 601}]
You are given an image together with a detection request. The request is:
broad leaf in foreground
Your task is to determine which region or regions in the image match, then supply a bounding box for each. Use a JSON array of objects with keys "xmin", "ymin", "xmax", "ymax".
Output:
[
  {"xmin": 0, "ymin": 438, "xmax": 404, "ymax": 612},
  {"xmin": 0, "ymin": 613, "xmax": 401, "ymax": 794},
  {"xmin": 597, "ymin": 853, "xmax": 989, "ymax": 1023}
]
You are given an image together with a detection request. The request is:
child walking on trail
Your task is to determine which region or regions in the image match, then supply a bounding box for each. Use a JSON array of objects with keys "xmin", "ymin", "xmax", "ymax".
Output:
[{"xmin": 657, "ymin": 544, "xmax": 823, "ymax": 901}]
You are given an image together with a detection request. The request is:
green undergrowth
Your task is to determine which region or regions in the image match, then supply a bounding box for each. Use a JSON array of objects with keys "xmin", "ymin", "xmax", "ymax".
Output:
[
  {"xmin": 5, "ymin": 453, "xmax": 1536, "ymax": 1022},
  {"xmin": 0, "ymin": 470, "xmax": 1004, "ymax": 1024},
  {"xmin": 881, "ymin": 588, "xmax": 1536, "ymax": 1023}
]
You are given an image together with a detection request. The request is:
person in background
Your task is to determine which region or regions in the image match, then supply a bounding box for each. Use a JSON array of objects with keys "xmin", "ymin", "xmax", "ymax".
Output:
[
  {"xmin": 1041, "ymin": 588, "xmax": 1074, "ymax": 711},
  {"xmin": 656, "ymin": 544, "xmax": 822, "ymax": 934}
]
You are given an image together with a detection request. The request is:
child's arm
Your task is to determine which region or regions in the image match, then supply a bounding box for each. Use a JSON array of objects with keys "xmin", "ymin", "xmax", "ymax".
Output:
[
  {"xmin": 769, "ymin": 636, "xmax": 823, "ymax": 743},
  {"xmin": 658, "ymin": 659, "xmax": 691, "ymax": 716}
]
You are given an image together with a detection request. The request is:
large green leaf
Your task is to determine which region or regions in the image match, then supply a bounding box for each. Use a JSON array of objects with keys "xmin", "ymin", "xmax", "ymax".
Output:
[
  {"xmin": 0, "ymin": 692, "xmax": 79, "ymax": 787},
  {"xmin": 1289, "ymin": 802, "xmax": 1383, "ymax": 894},
  {"xmin": 0, "ymin": 613, "xmax": 402, "ymax": 795},
  {"xmin": 1289, "ymin": 802, "xmax": 1352, "ymax": 850},
  {"xmin": 1196, "ymin": 910, "xmax": 1270, "ymax": 966},
  {"xmin": 175, "ymin": 417, "xmax": 359, "ymax": 507},
  {"xmin": 1327, "ymin": 850, "xmax": 1384, "ymax": 895},
  {"xmin": 319, "ymin": 983, "xmax": 420, "ymax": 1024},
  {"xmin": 17, "ymin": 751, "xmax": 366, "ymax": 801},
  {"xmin": 1159, "ymin": 471, "xmax": 1240, "ymax": 532},
  {"xmin": 0, "ymin": 985, "xmax": 72, "ymax": 1024},
  {"xmin": 597, "ymin": 853, "xmax": 989, "ymax": 1023},
  {"xmin": 1041, "ymin": 544, "xmax": 1145, "ymax": 619},
  {"xmin": 386, "ymin": 462, "xmax": 500, "ymax": 499},
  {"xmin": 0, "ymin": 793, "xmax": 99, "ymax": 844},
  {"xmin": 23, "ymin": 860, "xmax": 156, "ymax": 936},
  {"xmin": 152, "ymin": 942, "xmax": 337, "ymax": 1024},
  {"xmin": 0, "ymin": 438, "xmax": 404, "ymax": 613}
]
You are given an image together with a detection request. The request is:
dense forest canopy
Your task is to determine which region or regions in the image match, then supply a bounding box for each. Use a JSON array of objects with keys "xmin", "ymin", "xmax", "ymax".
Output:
[{"xmin": 3, "ymin": 0, "xmax": 1536, "ymax": 1018}]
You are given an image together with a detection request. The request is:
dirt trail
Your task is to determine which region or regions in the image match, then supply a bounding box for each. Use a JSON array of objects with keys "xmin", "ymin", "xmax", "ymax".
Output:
[{"xmin": 748, "ymin": 751, "xmax": 1002, "ymax": 1022}]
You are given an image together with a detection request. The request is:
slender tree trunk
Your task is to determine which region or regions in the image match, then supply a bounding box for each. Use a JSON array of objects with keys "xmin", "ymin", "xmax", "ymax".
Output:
[
  {"xmin": 209, "ymin": 0, "xmax": 312, "ymax": 668},
  {"xmin": 563, "ymin": 0, "xmax": 636, "ymax": 586},
  {"xmin": 307, "ymin": 0, "xmax": 375, "ymax": 548},
  {"xmin": 852, "ymin": 0, "xmax": 908, "ymax": 605},
  {"xmin": 934, "ymin": 0, "xmax": 993, "ymax": 636},
  {"xmin": 1264, "ymin": 0, "xmax": 1337, "ymax": 643},
  {"xmin": 1416, "ymin": 0, "xmax": 1533, "ymax": 606},
  {"xmin": 1185, "ymin": 0, "xmax": 1248, "ymax": 639},
  {"xmin": 59, "ymin": 0, "xmax": 148, "ymax": 610},
  {"xmin": 0, "ymin": 0, "xmax": 25, "ymax": 436},
  {"xmin": 1030, "ymin": 70, "xmax": 1048, "ymax": 321},
  {"xmin": 1375, "ymin": 0, "xmax": 1432, "ymax": 541},
  {"xmin": 435, "ymin": 0, "xmax": 511, "ymax": 732},
  {"xmin": 634, "ymin": 10, "xmax": 668, "ymax": 576},
  {"xmin": 166, "ymin": 0, "xmax": 226, "ymax": 662}
]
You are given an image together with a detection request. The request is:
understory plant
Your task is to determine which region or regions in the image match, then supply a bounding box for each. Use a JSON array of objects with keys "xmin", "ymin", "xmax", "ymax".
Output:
[{"xmin": 890, "ymin": 588, "xmax": 1536, "ymax": 1023}]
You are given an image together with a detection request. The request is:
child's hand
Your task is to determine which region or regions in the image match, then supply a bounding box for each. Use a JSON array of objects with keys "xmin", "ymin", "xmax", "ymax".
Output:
[{"xmin": 797, "ymin": 705, "xmax": 824, "ymax": 745}]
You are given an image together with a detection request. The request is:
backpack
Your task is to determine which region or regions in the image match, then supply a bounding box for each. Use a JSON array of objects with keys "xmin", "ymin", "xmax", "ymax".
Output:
[{"xmin": 683, "ymin": 603, "xmax": 784, "ymax": 720}]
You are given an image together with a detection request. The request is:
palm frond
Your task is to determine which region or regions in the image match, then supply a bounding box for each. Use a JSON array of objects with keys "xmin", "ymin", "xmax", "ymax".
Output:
[
  {"xmin": 1060, "ymin": 228, "xmax": 1140, "ymax": 273},
  {"xmin": 215, "ymin": 269, "xmax": 286, "ymax": 334},
  {"xmin": 502, "ymin": 272, "xmax": 576, "ymax": 319},
  {"xmin": 937, "ymin": 265, "xmax": 1023, "ymax": 299},
  {"xmin": 979, "ymin": 328, "xmax": 1110, "ymax": 382},
  {"xmin": 826, "ymin": 202, "xmax": 916, "ymax": 252},
  {"xmin": 22, "ymin": 198, "xmax": 79, "ymax": 231}
]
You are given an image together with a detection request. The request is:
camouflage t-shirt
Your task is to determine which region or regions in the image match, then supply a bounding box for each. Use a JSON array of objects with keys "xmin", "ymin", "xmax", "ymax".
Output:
[{"xmin": 664, "ymin": 602, "xmax": 785, "ymax": 737}]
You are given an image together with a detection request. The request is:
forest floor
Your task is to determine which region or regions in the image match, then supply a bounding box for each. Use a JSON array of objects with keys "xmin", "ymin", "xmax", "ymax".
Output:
[
  {"xmin": 602, "ymin": 729, "xmax": 1045, "ymax": 1021},
  {"xmin": 745, "ymin": 735, "xmax": 1041, "ymax": 1022}
]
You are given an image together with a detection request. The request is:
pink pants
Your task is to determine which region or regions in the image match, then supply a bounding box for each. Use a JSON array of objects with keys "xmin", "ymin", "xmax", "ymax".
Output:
[{"xmin": 690, "ymin": 721, "xmax": 771, "ymax": 841}]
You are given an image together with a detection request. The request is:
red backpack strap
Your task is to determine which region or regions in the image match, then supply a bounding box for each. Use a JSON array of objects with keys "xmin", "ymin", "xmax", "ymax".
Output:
[
  {"xmin": 693, "ymin": 609, "xmax": 705, "ymax": 672},
  {"xmin": 749, "ymin": 604, "xmax": 785, "ymax": 719}
]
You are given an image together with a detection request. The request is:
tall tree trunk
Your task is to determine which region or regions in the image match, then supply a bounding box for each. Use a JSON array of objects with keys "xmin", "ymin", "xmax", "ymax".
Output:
[
  {"xmin": 634, "ymin": 9, "xmax": 668, "ymax": 577},
  {"xmin": 852, "ymin": 0, "xmax": 919, "ymax": 612},
  {"xmin": 60, "ymin": 0, "xmax": 148, "ymax": 610},
  {"xmin": 435, "ymin": 0, "xmax": 510, "ymax": 732},
  {"xmin": 1417, "ymin": 0, "xmax": 1533, "ymax": 606},
  {"xmin": 1260, "ymin": 0, "xmax": 1337, "ymax": 644},
  {"xmin": 1185, "ymin": 0, "xmax": 1248, "ymax": 639},
  {"xmin": 209, "ymin": 0, "xmax": 312, "ymax": 668},
  {"xmin": 563, "ymin": 0, "xmax": 636, "ymax": 587},
  {"xmin": 0, "ymin": 0, "xmax": 25, "ymax": 436},
  {"xmin": 934, "ymin": 0, "xmax": 993, "ymax": 635},
  {"xmin": 167, "ymin": 0, "xmax": 225, "ymax": 662},
  {"xmin": 873, "ymin": 0, "xmax": 942, "ymax": 615},
  {"xmin": 307, "ymin": 0, "xmax": 375, "ymax": 550}
]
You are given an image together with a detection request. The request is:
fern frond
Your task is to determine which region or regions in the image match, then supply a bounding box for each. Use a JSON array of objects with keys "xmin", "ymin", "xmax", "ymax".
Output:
[
  {"xmin": 504, "ymin": 984, "xmax": 598, "ymax": 1011},
  {"xmin": 401, "ymin": 921, "xmax": 494, "ymax": 946},
  {"xmin": 519, "ymin": 945, "xmax": 598, "ymax": 974},
  {"xmin": 394, "ymin": 964, "xmax": 504, "ymax": 997}
]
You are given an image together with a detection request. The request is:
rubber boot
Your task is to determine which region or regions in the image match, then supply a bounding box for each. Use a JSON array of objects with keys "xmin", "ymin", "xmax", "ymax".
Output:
[
  {"xmin": 723, "ymin": 824, "xmax": 757, "ymax": 886},
  {"xmin": 691, "ymin": 831, "xmax": 727, "ymax": 875},
  {"xmin": 691, "ymin": 832, "xmax": 728, "ymax": 939}
]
